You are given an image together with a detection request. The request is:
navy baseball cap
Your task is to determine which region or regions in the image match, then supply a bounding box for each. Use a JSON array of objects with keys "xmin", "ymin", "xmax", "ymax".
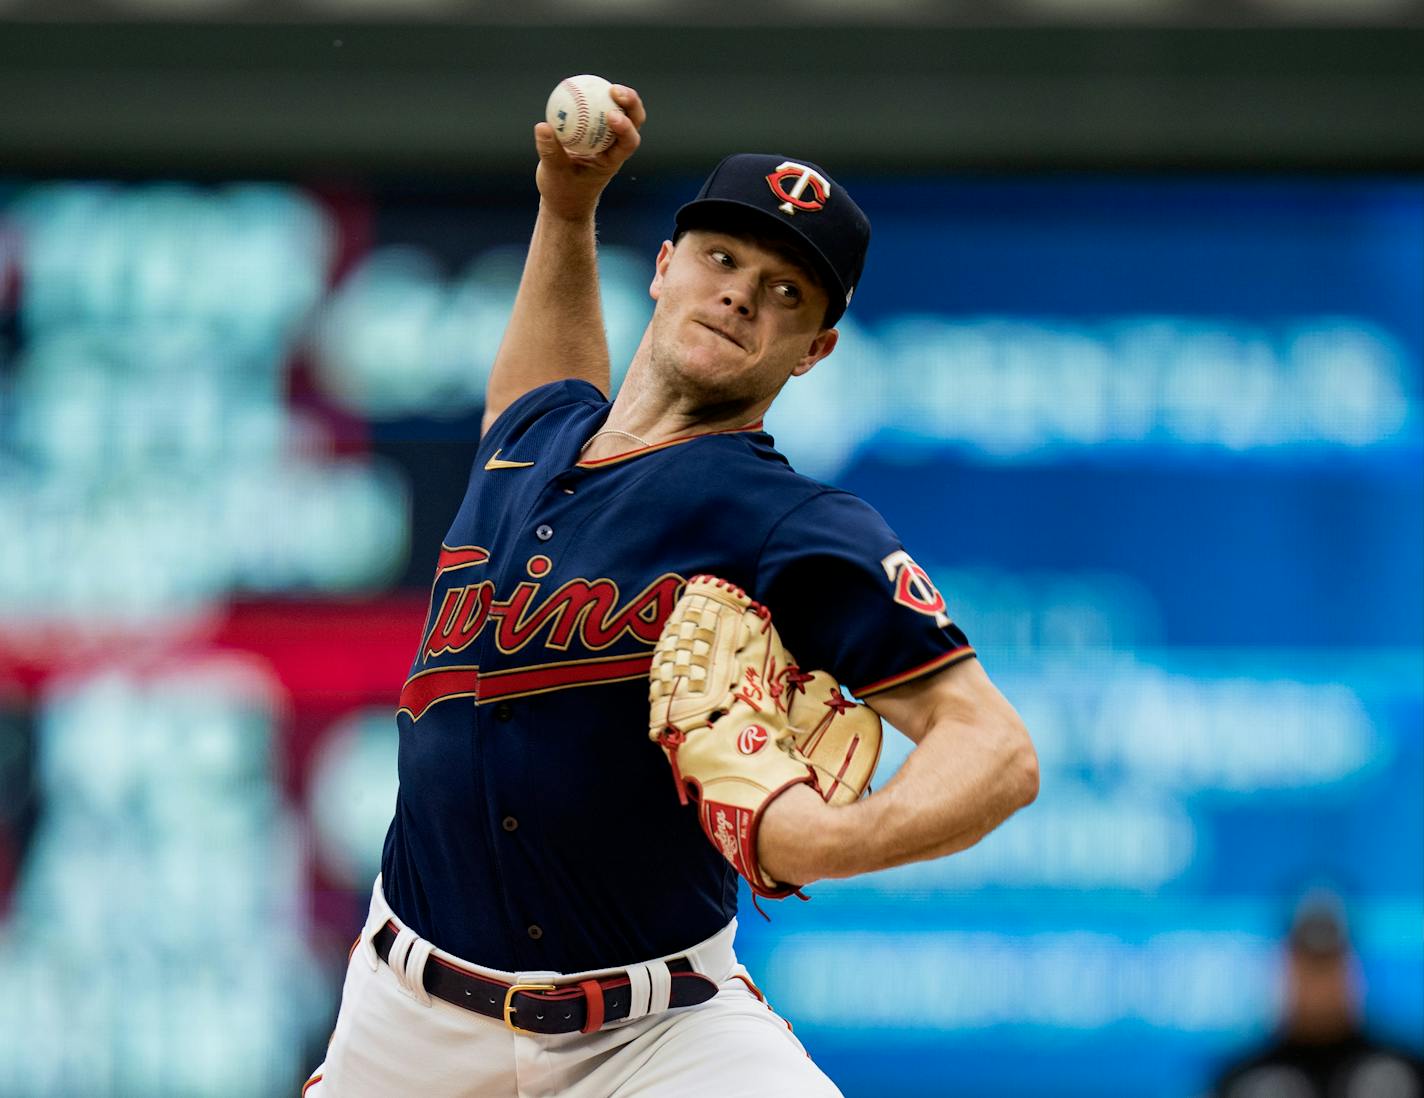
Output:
[{"xmin": 674, "ymin": 153, "xmax": 870, "ymax": 328}]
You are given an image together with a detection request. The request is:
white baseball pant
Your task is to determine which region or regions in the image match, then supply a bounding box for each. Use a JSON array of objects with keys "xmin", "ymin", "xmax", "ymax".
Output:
[{"xmin": 302, "ymin": 877, "xmax": 842, "ymax": 1097}]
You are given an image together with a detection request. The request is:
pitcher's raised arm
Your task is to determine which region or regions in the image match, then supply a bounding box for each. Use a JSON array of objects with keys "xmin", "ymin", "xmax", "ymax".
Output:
[{"xmin": 481, "ymin": 81, "xmax": 646, "ymax": 435}]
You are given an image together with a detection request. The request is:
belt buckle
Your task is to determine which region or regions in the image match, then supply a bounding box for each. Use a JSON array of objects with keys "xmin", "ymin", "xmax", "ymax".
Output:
[{"xmin": 503, "ymin": 982, "xmax": 556, "ymax": 1034}]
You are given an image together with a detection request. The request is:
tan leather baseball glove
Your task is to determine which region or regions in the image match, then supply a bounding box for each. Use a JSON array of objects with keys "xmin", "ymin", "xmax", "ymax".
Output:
[{"xmin": 649, "ymin": 575, "xmax": 883, "ymax": 900}]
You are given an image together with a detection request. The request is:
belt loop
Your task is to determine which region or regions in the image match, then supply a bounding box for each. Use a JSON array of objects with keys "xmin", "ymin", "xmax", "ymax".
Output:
[
  {"xmin": 363, "ymin": 877, "xmax": 387, "ymax": 971},
  {"xmin": 624, "ymin": 963, "xmax": 653, "ymax": 1023},
  {"xmin": 645, "ymin": 960, "xmax": 672, "ymax": 1015},
  {"xmin": 578, "ymin": 979, "xmax": 605, "ymax": 1034},
  {"xmin": 360, "ymin": 920, "xmax": 382, "ymax": 973},
  {"xmin": 388, "ymin": 927, "xmax": 419, "ymax": 997},
  {"xmin": 683, "ymin": 918, "xmax": 737, "ymax": 982},
  {"xmin": 403, "ymin": 938, "xmax": 435, "ymax": 1007}
]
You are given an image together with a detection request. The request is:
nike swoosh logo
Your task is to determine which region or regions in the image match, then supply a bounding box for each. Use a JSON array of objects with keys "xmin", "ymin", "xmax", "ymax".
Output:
[{"xmin": 484, "ymin": 450, "xmax": 536, "ymax": 471}]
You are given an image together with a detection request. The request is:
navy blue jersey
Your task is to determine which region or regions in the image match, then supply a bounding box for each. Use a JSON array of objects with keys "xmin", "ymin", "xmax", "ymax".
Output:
[{"xmin": 380, "ymin": 380, "xmax": 975, "ymax": 973}]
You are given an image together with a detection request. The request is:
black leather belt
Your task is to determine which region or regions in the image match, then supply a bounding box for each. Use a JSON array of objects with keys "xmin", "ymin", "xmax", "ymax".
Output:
[{"xmin": 372, "ymin": 921, "xmax": 719, "ymax": 1035}]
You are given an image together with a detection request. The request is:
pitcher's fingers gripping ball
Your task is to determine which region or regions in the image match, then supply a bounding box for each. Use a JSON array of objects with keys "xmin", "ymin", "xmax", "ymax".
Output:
[
  {"xmin": 649, "ymin": 575, "xmax": 883, "ymax": 899},
  {"xmin": 546, "ymin": 74, "xmax": 620, "ymax": 155}
]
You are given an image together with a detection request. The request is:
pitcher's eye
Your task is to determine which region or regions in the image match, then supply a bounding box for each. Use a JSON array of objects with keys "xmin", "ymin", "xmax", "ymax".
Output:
[
  {"xmin": 775, "ymin": 283, "xmax": 802, "ymax": 302},
  {"xmin": 711, "ymin": 249, "xmax": 733, "ymax": 267}
]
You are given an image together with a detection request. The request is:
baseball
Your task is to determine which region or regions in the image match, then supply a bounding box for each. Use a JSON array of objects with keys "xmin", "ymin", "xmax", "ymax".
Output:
[{"xmin": 545, "ymin": 74, "xmax": 619, "ymax": 155}]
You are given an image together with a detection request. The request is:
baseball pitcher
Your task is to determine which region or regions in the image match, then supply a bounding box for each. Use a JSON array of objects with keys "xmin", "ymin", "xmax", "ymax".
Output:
[{"xmin": 304, "ymin": 85, "xmax": 1038, "ymax": 1097}]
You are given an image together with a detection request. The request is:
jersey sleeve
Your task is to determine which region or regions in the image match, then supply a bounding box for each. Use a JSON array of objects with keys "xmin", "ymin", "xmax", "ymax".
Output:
[
  {"xmin": 481, "ymin": 379, "xmax": 607, "ymax": 450},
  {"xmin": 754, "ymin": 489, "xmax": 976, "ymax": 698}
]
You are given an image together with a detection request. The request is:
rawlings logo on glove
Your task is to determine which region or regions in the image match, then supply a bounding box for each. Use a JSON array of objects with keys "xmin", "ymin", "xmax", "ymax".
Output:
[{"xmin": 648, "ymin": 575, "xmax": 883, "ymax": 900}]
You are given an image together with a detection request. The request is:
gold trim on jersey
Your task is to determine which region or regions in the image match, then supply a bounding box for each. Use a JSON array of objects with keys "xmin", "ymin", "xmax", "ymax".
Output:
[{"xmin": 855, "ymin": 647, "xmax": 977, "ymax": 697}]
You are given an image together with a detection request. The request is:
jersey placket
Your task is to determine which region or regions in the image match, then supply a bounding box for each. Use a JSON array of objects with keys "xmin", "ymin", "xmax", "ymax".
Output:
[{"xmin": 473, "ymin": 464, "xmax": 593, "ymax": 964}]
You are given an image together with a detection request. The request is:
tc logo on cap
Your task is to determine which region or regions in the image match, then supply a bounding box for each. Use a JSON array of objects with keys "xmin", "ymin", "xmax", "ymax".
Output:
[{"xmin": 765, "ymin": 161, "xmax": 831, "ymax": 216}]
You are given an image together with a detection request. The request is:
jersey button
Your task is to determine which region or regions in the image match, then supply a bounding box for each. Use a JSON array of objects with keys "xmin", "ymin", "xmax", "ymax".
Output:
[
  {"xmin": 535, "ymin": 524, "xmax": 554, "ymax": 541},
  {"xmin": 502, "ymin": 816, "xmax": 518, "ymax": 832},
  {"xmin": 493, "ymin": 702, "xmax": 513, "ymax": 722},
  {"xmin": 527, "ymin": 924, "xmax": 543, "ymax": 940}
]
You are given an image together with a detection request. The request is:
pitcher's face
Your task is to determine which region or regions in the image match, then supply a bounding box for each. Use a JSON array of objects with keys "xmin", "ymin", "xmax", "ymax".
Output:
[{"xmin": 645, "ymin": 229, "xmax": 838, "ymax": 409}]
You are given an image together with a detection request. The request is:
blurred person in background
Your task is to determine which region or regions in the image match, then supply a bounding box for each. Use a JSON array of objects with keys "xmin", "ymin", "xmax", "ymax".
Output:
[{"xmin": 1211, "ymin": 893, "xmax": 1424, "ymax": 1098}]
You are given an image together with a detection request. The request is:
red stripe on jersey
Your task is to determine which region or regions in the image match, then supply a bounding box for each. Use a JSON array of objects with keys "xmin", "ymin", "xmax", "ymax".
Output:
[
  {"xmin": 398, "ymin": 654, "xmax": 655, "ymax": 717},
  {"xmin": 436, "ymin": 544, "xmax": 490, "ymax": 577},
  {"xmin": 476, "ymin": 653, "xmax": 654, "ymax": 701},
  {"xmin": 397, "ymin": 666, "xmax": 480, "ymax": 721}
]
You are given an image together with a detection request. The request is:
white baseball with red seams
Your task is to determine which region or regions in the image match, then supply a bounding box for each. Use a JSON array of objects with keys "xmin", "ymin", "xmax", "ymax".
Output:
[{"xmin": 545, "ymin": 74, "xmax": 619, "ymax": 154}]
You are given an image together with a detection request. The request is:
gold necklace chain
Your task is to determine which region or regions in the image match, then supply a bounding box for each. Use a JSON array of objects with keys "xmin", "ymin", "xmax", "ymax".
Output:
[{"xmin": 579, "ymin": 428, "xmax": 652, "ymax": 454}]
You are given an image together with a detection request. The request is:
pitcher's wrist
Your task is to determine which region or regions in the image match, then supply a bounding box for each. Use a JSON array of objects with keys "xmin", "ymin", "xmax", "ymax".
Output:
[{"xmin": 758, "ymin": 784, "xmax": 846, "ymax": 885}]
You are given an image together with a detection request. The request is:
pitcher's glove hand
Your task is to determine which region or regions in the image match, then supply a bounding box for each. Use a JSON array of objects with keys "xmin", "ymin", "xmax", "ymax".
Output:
[{"xmin": 649, "ymin": 575, "xmax": 882, "ymax": 899}]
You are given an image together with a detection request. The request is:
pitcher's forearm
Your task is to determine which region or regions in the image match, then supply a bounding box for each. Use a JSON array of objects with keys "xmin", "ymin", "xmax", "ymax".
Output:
[
  {"xmin": 482, "ymin": 207, "xmax": 610, "ymax": 432},
  {"xmin": 826, "ymin": 724, "xmax": 1038, "ymax": 876},
  {"xmin": 759, "ymin": 716, "xmax": 1038, "ymax": 885}
]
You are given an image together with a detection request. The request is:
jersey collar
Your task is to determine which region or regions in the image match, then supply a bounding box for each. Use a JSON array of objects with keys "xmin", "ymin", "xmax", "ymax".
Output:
[{"xmin": 575, "ymin": 420, "xmax": 765, "ymax": 469}]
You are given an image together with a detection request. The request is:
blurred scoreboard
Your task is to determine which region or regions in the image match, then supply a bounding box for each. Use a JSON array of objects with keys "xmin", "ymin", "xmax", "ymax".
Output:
[{"xmin": 0, "ymin": 173, "xmax": 1419, "ymax": 1098}]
